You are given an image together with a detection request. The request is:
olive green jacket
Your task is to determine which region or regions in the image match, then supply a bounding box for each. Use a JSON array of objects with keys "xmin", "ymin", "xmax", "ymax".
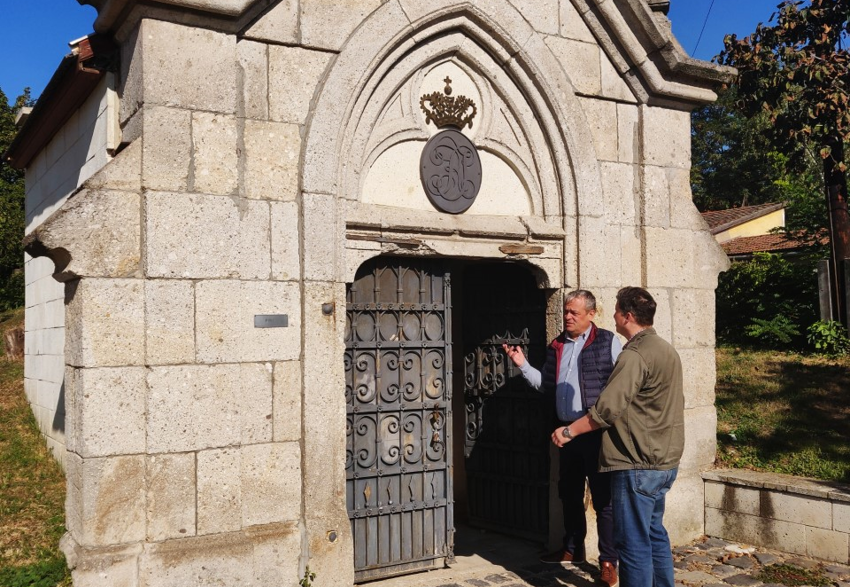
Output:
[{"xmin": 588, "ymin": 328, "xmax": 684, "ymax": 472}]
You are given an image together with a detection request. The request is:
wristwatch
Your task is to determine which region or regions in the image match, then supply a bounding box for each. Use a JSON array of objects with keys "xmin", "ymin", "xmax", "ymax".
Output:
[{"xmin": 561, "ymin": 426, "xmax": 573, "ymax": 440}]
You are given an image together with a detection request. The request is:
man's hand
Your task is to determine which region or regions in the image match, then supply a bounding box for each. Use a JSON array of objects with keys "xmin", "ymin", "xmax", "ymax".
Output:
[
  {"xmin": 551, "ymin": 426, "xmax": 571, "ymax": 448},
  {"xmin": 502, "ymin": 343, "xmax": 526, "ymax": 367}
]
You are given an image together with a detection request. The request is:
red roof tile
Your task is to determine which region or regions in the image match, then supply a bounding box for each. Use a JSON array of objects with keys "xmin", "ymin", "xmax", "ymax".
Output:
[
  {"xmin": 700, "ymin": 203, "xmax": 785, "ymax": 234},
  {"xmin": 721, "ymin": 232, "xmax": 825, "ymax": 256}
]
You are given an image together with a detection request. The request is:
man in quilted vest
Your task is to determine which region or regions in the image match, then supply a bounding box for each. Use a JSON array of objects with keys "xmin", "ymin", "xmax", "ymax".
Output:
[{"xmin": 503, "ymin": 289, "xmax": 622, "ymax": 587}]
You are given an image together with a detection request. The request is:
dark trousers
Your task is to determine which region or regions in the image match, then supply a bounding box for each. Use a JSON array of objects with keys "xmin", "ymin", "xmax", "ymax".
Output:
[{"xmin": 558, "ymin": 429, "xmax": 617, "ymax": 564}]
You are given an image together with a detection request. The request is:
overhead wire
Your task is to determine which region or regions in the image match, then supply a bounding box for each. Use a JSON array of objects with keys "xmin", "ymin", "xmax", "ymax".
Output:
[{"xmin": 692, "ymin": 0, "xmax": 718, "ymax": 56}]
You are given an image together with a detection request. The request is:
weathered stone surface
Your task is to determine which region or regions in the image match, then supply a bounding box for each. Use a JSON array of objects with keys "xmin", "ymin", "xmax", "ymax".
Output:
[
  {"xmin": 83, "ymin": 139, "xmax": 142, "ymax": 193},
  {"xmin": 601, "ymin": 161, "xmax": 636, "ymax": 225},
  {"xmin": 66, "ymin": 278, "xmax": 145, "ymax": 368},
  {"xmin": 665, "ymin": 473, "xmax": 706, "ymax": 544},
  {"xmin": 645, "ymin": 227, "xmax": 693, "ymax": 289},
  {"xmin": 763, "ymin": 491, "xmax": 832, "ymax": 529},
  {"xmin": 705, "ymin": 482, "xmax": 761, "ymax": 516},
  {"xmin": 644, "ymin": 165, "xmax": 671, "ymax": 228},
  {"xmin": 145, "ymin": 280, "xmax": 194, "ymax": 365},
  {"xmin": 139, "ymin": 532, "xmax": 254, "ymax": 587},
  {"xmin": 509, "ymin": 0, "xmax": 558, "ymax": 34},
  {"xmin": 142, "ymin": 106, "xmax": 191, "ymax": 192},
  {"xmin": 836, "ymin": 501, "xmax": 850, "ymax": 533},
  {"xmin": 676, "ymin": 570, "xmax": 718, "ymax": 583},
  {"xmin": 668, "ymin": 168, "xmax": 707, "ymax": 230},
  {"xmin": 144, "ymin": 192, "xmax": 271, "ymax": 279},
  {"xmin": 191, "ymin": 112, "xmax": 238, "ymax": 195},
  {"xmin": 270, "ymin": 201, "xmax": 301, "ymax": 281},
  {"xmin": 617, "ymin": 103, "xmax": 639, "ymax": 163},
  {"xmin": 642, "ymin": 106, "xmax": 691, "ymax": 169},
  {"xmin": 135, "ymin": 19, "xmax": 237, "ymax": 113},
  {"xmin": 726, "ymin": 555, "xmax": 755, "ymax": 569},
  {"xmin": 74, "ymin": 367, "xmax": 146, "ymax": 458},
  {"xmin": 724, "ymin": 574, "xmax": 761, "ymax": 586},
  {"xmin": 546, "ymin": 36, "xmax": 601, "ymax": 96},
  {"xmin": 273, "ymin": 361, "xmax": 302, "ymax": 442},
  {"xmin": 146, "ymin": 453, "xmax": 196, "ymax": 541},
  {"xmin": 303, "ymin": 193, "xmax": 342, "ymax": 281},
  {"xmin": 647, "ymin": 287, "xmax": 673, "ymax": 342},
  {"xmin": 680, "ymin": 405, "xmax": 717, "ymax": 473},
  {"xmin": 236, "ymin": 40, "xmax": 269, "ymax": 120},
  {"xmin": 577, "ymin": 96, "xmax": 618, "ymax": 162},
  {"xmin": 195, "ymin": 280, "xmax": 301, "ymax": 363},
  {"xmin": 249, "ymin": 523, "xmax": 302, "ymax": 585},
  {"xmin": 63, "ymin": 540, "xmax": 142, "ymax": 587},
  {"xmin": 677, "ymin": 347, "xmax": 716, "ymax": 409},
  {"xmin": 560, "ymin": 0, "xmax": 595, "ymax": 43},
  {"xmin": 301, "ymin": 0, "xmax": 386, "ymax": 51},
  {"xmin": 76, "ymin": 455, "xmax": 147, "ymax": 547},
  {"xmin": 26, "ymin": 189, "xmax": 141, "ymax": 280},
  {"xmin": 601, "ymin": 51, "xmax": 636, "ymax": 102},
  {"xmin": 197, "ymin": 448, "xmax": 241, "ymax": 535},
  {"xmin": 672, "ymin": 289, "xmax": 716, "ymax": 348},
  {"xmin": 242, "ymin": 119, "xmax": 301, "ymax": 201},
  {"xmin": 242, "ymin": 0, "xmax": 298, "ymax": 44},
  {"xmin": 705, "ymin": 508, "xmax": 807, "ymax": 556},
  {"xmin": 269, "ymin": 47, "xmax": 333, "ymax": 125},
  {"xmin": 242, "ymin": 442, "xmax": 301, "ymax": 526},
  {"xmin": 238, "ymin": 363, "xmax": 274, "ymax": 444},
  {"xmin": 147, "ymin": 364, "xmax": 240, "ymax": 453},
  {"xmin": 619, "ymin": 225, "xmax": 643, "ymax": 286}
]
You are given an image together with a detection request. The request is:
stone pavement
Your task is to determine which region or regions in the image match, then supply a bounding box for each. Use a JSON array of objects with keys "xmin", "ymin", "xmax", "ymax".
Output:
[{"xmin": 369, "ymin": 532, "xmax": 850, "ymax": 587}]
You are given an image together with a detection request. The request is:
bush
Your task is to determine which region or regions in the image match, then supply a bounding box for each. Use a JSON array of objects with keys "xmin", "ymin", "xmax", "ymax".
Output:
[
  {"xmin": 716, "ymin": 252, "xmax": 818, "ymax": 349},
  {"xmin": 807, "ymin": 320, "xmax": 850, "ymax": 357}
]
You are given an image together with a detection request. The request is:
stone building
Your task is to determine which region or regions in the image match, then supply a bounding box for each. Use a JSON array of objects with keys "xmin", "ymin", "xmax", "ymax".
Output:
[{"xmin": 6, "ymin": 0, "xmax": 733, "ymax": 585}]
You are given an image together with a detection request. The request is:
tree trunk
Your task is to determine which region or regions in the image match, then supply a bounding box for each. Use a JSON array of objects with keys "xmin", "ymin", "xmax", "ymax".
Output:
[{"xmin": 823, "ymin": 139, "xmax": 850, "ymax": 329}]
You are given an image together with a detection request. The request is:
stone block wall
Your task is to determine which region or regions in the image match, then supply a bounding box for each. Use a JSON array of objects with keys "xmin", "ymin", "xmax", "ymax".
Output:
[{"xmin": 705, "ymin": 470, "xmax": 850, "ymax": 564}]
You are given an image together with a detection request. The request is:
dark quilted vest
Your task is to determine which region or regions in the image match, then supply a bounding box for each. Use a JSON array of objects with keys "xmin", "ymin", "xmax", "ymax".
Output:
[{"xmin": 541, "ymin": 324, "xmax": 616, "ymax": 421}]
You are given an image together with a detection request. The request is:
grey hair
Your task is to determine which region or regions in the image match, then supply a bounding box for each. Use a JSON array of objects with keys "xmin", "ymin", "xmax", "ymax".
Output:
[{"xmin": 564, "ymin": 289, "xmax": 596, "ymax": 312}]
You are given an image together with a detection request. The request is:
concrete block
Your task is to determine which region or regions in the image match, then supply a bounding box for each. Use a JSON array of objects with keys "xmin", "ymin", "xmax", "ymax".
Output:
[
  {"xmin": 578, "ymin": 96, "xmax": 618, "ymax": 162},
  {"xmin": 144, "ymin": 192, "xmax": 271, "ymax": 280},
  {"xmin": 680, "ymin": 405, "xmax": 716, "ymax": 473},
  {"xmin": 642, "ymin": 106, "xmax": 691, "ymax": 169},
  {"xmin": 705, "ymin": 508, "xmax": 806, "ymax": 556},
  {"xmin": 191, "ymin": 112, "xmax": 238, "ymax": 195},
  {"xmin": 236, "ymin": 40, "xmax": 269, "ymax": 120},
  {"xmin": 197, "ymin": 448, "xmax": 241, "ymax": 535},
  {"xmin": 146, "ymin": 453, "xmax": 196, "ymax": 541},
  {"xmin": 83, "ymin": 139, "xmax": 142, "ymax": 193},
  {"xmin": 145, "ymin": 280, "xmax": 195, "ymax": 365},
  {"xmin": 643, "ymin": 165, "xmax": 671, "ymax": 228},
  {"xmin": 147, "ymin": 364, "xmax": 240, "ymax": 453},
  {"xmin": 300, "ymin": 0, "xmax": 384, "ymax": 51},
  {"xmin": 764, "ymin": 491, "xmax": 832, "ymax": 529},
  {"xmin": 806, "ymin": 526, "xmax": 849, "ymax": 562},
  {"xmin": 195, "ymin": 280, "xmax": 301, "ymax": 363},
  {"xmin": 273, "ymin": 361, "xmax": 302, "ymax": 442},
  {"xmin": 705, "ymin": 481, "xmax": 761, "ymax": 516},
  {"xmin": 245, "ymin": 0, "xmax": 298, "ymax": 44},
  {"xmin": 269, "ymin": 46, "xmax": 333, "ymax": 125},
  {"xmin": 142, "ymin": 106, "xmax": 191, "ymax": 192},
  {"xmin": 26, "ymin": 189, "xmax": 141, "ymax": 279},
  {"xmin": 560, "ymin": 0, "xmax": 596, "ymax": 43},
  {"xmin": 303, "ymin": 193, "xmax": 341, "ymax": 281},
  {"xmin": 139, "ymin": 533, "xmax": 254, "ymax": 587},
  {"xmin": 270, "ymin": 201, "xmax": 301, "ymax": 281},
  {"xmin": 617, "ymin": 103, "xmax": 639, "ymax": 163},
  {"xmin": 242, "ymin": 442, "xmax": 302, "ymax": 527},
  {"xmin": 77, "ymin": 455, "xmax": 147, "ymax": 547},
  {"xmin": 601, "ymin": 161, "xmax": 636, "ymax": 225},
  {"xmin": 242, "ymin": 119, "xmax": 301, "ymax": 201},
  {"xmin": 546, "ymin": 36, "xmax": 602, "ymax": 97},
  {"xmin": 672, "ymin": 289, "xmax": 716, "ymax": 349},
  {"xmin": 76, "ymin": 367, "xmax": 146, "ymax": 458},
  {"xmin": 836, "ymin": 501, "xmax": 850, "ymax": 533},
  {"xmin": 677, "ymin": 346, "xmax": 716, "ymax": 409},
  {"xmin": 66, "ymin": 279, "xmax": 145, "ymax": 368},
  {"xmin": 510, "ymin": 0, "xmax": 558, "ymax": 34},
  {"xmin": 136, "ymin": 19, "xmax": 237, "ymax": 113},
  {"xmin": 239, "ymin": 363, "xmax": 274, "ymax": 445}
]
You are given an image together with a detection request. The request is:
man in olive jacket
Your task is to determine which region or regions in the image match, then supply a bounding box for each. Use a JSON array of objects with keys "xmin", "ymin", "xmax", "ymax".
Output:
[{"xmin": 553, "ymin": 287, "xmax": 684, "ymax": 587}]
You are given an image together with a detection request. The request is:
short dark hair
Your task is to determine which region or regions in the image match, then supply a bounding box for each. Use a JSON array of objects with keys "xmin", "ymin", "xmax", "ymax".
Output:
[
  {"xmin": 564, "ymin": 289, "xmax": 596, "ymax": 312},
  {"xmin": 616, "ymin": 287, "xmax": 656, "ymax": 326}
]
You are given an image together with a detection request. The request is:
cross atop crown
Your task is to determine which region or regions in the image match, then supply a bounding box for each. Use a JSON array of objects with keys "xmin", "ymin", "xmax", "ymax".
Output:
[{"xmin": 420, "ymin": 76, "xmax": 478, "ymax": 130}]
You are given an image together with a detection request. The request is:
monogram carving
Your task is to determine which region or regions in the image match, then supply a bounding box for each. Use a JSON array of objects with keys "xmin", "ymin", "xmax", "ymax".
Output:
[{"xmin": 420, "ymin": 129, "xmax": 482, "ymax": 214}]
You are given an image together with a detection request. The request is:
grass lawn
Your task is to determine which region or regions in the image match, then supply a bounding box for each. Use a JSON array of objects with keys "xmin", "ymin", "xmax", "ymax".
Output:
[
  {"xmin": 715, "ymin": 345, "xmax": 850, "ymax": 483},
  {"xmin": 0, "ymin": 308, "xmax": 70, "ymax": 586}
]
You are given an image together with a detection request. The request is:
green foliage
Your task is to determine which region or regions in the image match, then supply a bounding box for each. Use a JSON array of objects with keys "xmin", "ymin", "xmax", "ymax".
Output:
[
  {"xmin": 716, "ymin": 252, "xmax": 818, "ymax": 349},
  {"xmin": 0, "ymin": 87, "xmax": 30, "ymax": 311},
  {"xmin": 807, "ymin": 320, "xmax": 850, "ymax": 356},
  {"xmin": 757, "ymin": 563, "xmax": 831, "ymax": 587},
  {"xmin": 299, "ymin": 566, "xmax": 316, "ymax": 587},
  {"xmin": 0, "ymin": 557, "xmax": 70, "ymax": 587}
]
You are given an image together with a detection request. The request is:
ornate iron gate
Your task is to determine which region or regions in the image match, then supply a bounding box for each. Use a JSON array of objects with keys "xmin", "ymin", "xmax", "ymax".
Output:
[
  {"xmin": 462, "ymin": 263, "xmax": 549, "ymax": 540},
  {"xmin": 345, "ymin": 258, "xmax": 454, "ymax": 582}
]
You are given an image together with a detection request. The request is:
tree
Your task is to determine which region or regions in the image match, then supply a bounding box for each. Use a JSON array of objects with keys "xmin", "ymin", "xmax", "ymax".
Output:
[
  {"xmin": 0, "ymin": 87, "xmax": 31, "ymax": 310},
  {"xmin": 719, "ymin": 0, "xmax": 850, "ymax": 329}
]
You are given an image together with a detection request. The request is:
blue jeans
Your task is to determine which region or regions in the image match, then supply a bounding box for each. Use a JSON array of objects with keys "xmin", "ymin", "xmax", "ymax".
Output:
[{"xmin": 611, "ymin": 468, "xmax": 678, "ymax": 587}]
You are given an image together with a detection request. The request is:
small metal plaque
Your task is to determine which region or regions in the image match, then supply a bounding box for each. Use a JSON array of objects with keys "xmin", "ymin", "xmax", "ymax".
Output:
[
  {"xmin": 420, "ymin": 129, "xmax": 482, "ymax": 214},
  {"xmin": 254, "ymin": 314, "xmax": 288, "ymax": 328}
]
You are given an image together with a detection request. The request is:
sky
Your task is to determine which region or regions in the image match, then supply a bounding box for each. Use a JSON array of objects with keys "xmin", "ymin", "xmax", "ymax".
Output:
[{"xmin": 1, "ymin": 0, "xmax": 786, "ymax": 106}]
